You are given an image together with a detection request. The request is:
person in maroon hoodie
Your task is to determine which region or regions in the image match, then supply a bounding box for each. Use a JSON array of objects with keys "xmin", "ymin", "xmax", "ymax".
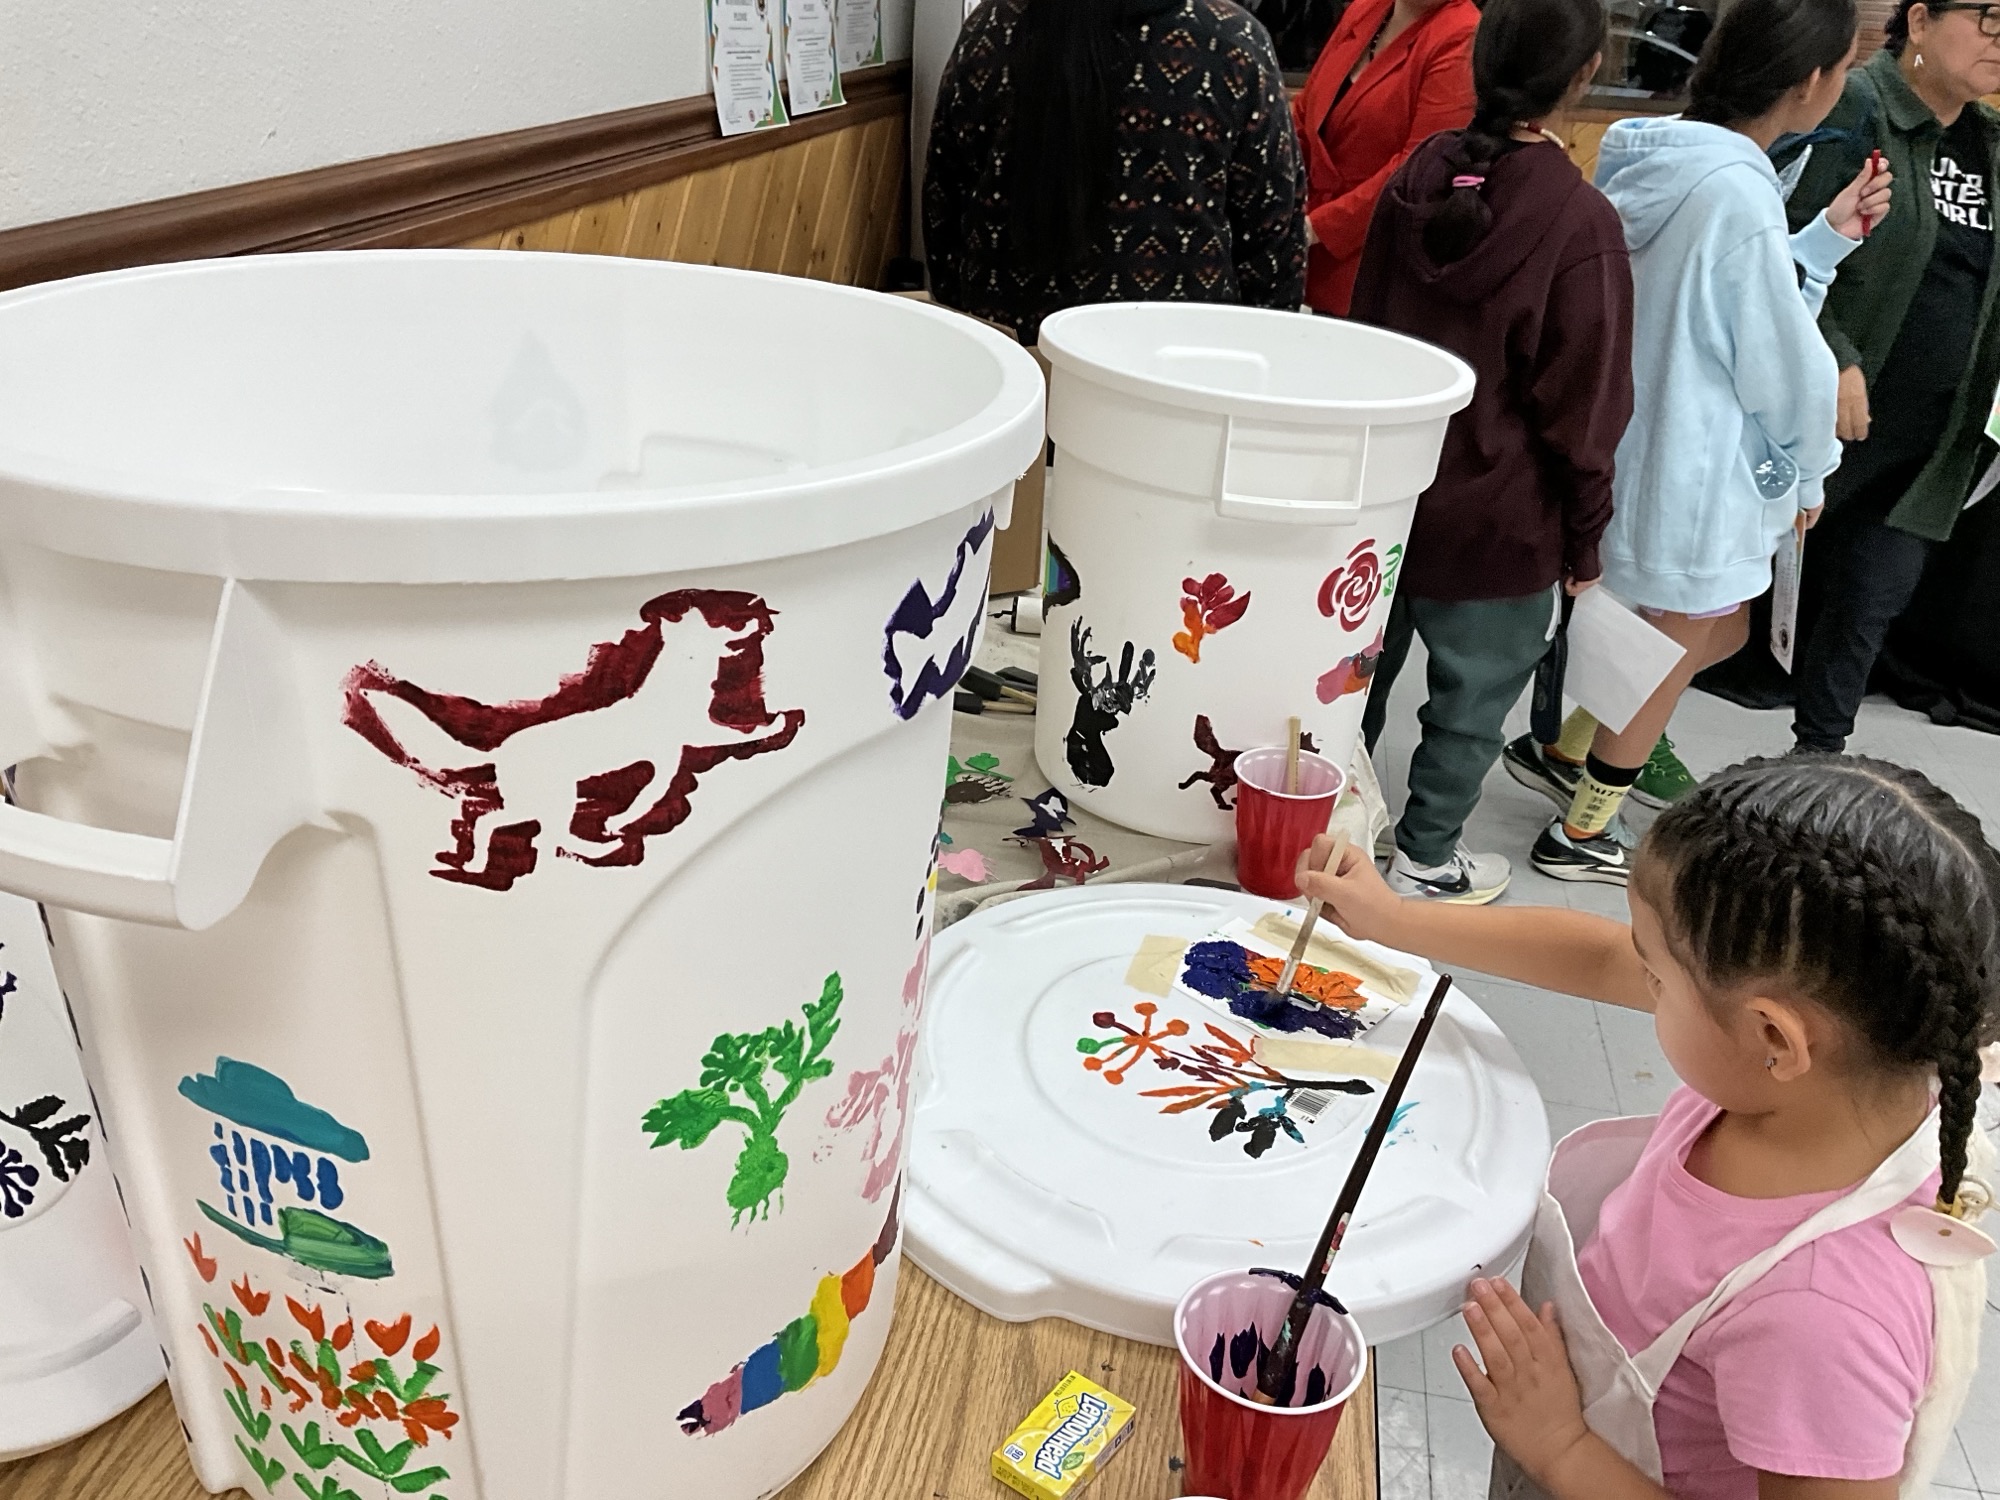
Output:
[{"xmin": 1350, "ymin": 0, "xmax": 1633, "ymax": 904}]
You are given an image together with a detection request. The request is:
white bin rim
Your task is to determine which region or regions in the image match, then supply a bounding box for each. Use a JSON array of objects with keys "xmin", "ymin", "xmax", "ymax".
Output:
[
  {"xmin": 1038, "ymin": 302, "xmax": 1474, "ymax": 427},
  {"xmin": 0, "ymin": 253, "xmax": 1046, "ymax": 584}
]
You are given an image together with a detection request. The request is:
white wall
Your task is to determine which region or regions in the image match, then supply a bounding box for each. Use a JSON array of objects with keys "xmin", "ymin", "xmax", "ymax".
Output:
[{"xmin": 0, "ymin": 0, "xmax": 914, "ymax": 231}]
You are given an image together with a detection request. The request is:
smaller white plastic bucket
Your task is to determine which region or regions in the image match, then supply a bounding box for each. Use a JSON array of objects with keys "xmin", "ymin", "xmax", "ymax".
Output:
[
  {"xmin": 0, "ymin": 890, "xmax": 160, "ymax": 1460},
  {"xmin": 1033, "ymin": 304, "xmax": 1473, "ymax": 843}
]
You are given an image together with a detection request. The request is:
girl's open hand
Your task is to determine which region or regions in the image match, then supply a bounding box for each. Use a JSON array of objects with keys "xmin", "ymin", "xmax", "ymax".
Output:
[
  {"xmin": 1294, "ymin": 832, "xmax": 1402, "ymax": 944},
  {"xmin": 1453, "ymin": 1278, "xmax": 1592, "ymax": 1489},
  {"xmin": 1827, "ymin": 156, "xmax": 1893, "ymax": 241}
]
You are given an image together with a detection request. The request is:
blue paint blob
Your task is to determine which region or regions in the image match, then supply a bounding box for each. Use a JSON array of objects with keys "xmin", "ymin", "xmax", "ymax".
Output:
[
  {"xmin": 1228, "ymin": 1324, "xmax": 1261, "ymax": 1380},
  {"xmin": 231, "ymin": 1130, "xmax": 247, "ymax": 1166},
  {"xmin": 1227, "ymin": 990, "xmax": 1363, "ymax": 1040},
  {"xmin": 208, "ymin": 1143, "xmax": 236, "ymax": 1217},
  {"xmin": 250, "ymin": 1138, "xmax": 273, "ymax": 1225},
  {"xmin": 316, "ymin": 1157, "xmax": 343, "ymax": 1211},
  {"xmin": 740, "ymin": 1342, "xmax": 785, "ymax": 1413},
  {"xmin": 1181, "ymin": 939, "xmax": 1255, "ymax": 1001}
]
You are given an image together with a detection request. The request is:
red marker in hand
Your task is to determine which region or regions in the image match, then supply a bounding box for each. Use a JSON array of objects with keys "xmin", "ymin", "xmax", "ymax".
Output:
[{"xmin": 1861, "ymin": 149, "xmax": 1886, "ymax": 236}]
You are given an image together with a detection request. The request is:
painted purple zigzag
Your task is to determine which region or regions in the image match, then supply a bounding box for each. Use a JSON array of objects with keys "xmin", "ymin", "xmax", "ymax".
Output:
[{"xmin": 883, "ymin": 510, "xmax": 996, "ymax": 721}]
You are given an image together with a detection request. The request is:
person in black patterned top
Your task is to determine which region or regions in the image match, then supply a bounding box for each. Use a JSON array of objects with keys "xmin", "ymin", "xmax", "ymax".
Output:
[{"xmin": 922, "ymin": 0, "xmax": 1307, "ymax": 342}]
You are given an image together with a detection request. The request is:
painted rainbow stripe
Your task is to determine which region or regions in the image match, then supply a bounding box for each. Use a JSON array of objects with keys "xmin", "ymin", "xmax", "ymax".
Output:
[{"xmin": 678, "ymin": 1187, "xmax": 901, "ymax": 1437}]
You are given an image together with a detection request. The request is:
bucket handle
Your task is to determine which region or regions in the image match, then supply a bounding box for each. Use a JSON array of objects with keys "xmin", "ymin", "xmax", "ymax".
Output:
[
  {"xmin": 1215, "ymin": 416, "xmax": 1369, "ymax": 525},
  {"xmin": 0, "ymin": 581, "xmax": 318, "ymax": 930}
]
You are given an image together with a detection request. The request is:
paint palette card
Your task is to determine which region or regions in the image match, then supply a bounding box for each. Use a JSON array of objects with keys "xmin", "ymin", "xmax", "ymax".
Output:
[{"xmin": 1170, "ymin": 917, "xmax": 1417, "ymax": 1061}]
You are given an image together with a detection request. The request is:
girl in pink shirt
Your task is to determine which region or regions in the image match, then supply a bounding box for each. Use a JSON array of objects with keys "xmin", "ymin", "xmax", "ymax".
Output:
[{"xmin": 1298, "ymin": 754, "xmax": 1997, "ymax": 1500}]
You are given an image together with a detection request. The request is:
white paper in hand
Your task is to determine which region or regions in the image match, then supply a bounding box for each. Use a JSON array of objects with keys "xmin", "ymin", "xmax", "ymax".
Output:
[
  {"xmin": 1563, "ymin": 587, "xmax": 1688, "ymax": 734},
  {"xmin": 1771, "ymin": 522, "xmax": 1803, "ymax": 673}
]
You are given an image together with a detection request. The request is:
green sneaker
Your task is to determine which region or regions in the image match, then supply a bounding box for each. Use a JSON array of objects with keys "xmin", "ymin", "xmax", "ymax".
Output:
[{"xmin": 1630, "ymin": 735, "xmax": 1697, "ymax": 809}]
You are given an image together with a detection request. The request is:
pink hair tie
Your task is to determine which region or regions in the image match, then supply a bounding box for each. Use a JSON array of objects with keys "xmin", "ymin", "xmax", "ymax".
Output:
[{"xmin": 1452, "ymin": 174, "xmax": 1486, "ymax": 188}]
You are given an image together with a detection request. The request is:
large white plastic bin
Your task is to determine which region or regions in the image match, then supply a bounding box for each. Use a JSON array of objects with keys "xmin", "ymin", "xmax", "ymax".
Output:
[
  {"xmin": 0, "ymin": 252, "xmax": 1043, "ymax": 1500},
  {"xmin": 1033, "ymin": 304, "xmax": 1473, "ymax": 843}
]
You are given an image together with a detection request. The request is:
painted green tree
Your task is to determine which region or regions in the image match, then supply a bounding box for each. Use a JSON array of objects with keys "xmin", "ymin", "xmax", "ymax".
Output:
[{"xmin": 641, "ymin": 973, "xmax": 842, "ymax": 1224}]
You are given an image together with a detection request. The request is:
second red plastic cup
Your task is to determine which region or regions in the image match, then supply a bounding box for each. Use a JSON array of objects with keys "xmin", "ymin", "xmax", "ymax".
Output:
[
  {"xmin": 1234, "ymin": 746, "xmax": 1342, "ymax": 900},
  {"xmin": 1174, "ymin": 1267, "xmax": 1369, "ymax": 1500}
]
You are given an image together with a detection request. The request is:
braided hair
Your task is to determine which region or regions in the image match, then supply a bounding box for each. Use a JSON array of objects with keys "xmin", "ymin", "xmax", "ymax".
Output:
[
  {"xmin": 1422, "ymin": 0, "xmax": 1606, "ymax": 265},
  {"xmin": 1635, "ymin": 755, "xmax": 2000, "ymax": 1209}
]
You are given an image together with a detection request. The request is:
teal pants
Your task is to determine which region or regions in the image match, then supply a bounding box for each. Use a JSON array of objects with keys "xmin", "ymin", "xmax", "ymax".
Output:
[{"xmin": 1360, "ymin": 588, "xmax": 1557, "ymax": 869}]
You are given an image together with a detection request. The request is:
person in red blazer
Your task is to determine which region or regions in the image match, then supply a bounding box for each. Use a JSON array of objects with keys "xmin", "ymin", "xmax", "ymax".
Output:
[{"xmin": 1293, "ymin": 0, "xmax": 1479, "ymax": 314}]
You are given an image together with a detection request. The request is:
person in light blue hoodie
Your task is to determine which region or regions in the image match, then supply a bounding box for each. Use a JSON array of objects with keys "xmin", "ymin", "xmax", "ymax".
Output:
[{"xmin": 1504, "ymin": 0, "xmax": 1894, "ymax": 885}]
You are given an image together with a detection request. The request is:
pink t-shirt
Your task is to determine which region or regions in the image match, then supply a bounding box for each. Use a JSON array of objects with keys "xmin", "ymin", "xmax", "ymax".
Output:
[{"xmin": 1576, "ymin": 1088, "xmax": 1935, "ymax": 1498}]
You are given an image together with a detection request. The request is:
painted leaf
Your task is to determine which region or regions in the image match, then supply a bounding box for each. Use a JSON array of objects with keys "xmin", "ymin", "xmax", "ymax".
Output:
[
  {"xmin": 412, "ymin": 1325, "xmax": 441, "ymax": 1363},
  {"xmin": 364, "ymin": 1315, "xmax": 410, "ymax": 1356},
  {"xmin": 290, "ymin": 1300, "xmax": 328, "ymax": 1345},
  {"xmin": 186, "ymin": 1234, "xmax": 219, "ymax": 1283},
  {"xmin": 698, "ymin": 1034, "xmax": 770, "ymax": 1093},
  {"xmin": 354, "ymin": 1427, "xmax": 414, "ymax": 1475},
  {"xmin": 387, "ymin": 1467, "xmax": 450, "ymax": 1494},
  {"xmin": 1206, "ymin": 590, "xmax": 1251, "ymax": 631},
  {"xmin": 10, "ymin": 1095, "xmax": 62, "ymax": 1126},
  {"xmin": 402, "ymin": 1364, "xmax": 439, "ymax": 1402},
  {"xmin": 641, "ymin": 1088, "xmax": 732, "ymax": 1150},
  {"xmin": 237, "ymin": 1436, "xmax": 286, "ymax": 1492}
]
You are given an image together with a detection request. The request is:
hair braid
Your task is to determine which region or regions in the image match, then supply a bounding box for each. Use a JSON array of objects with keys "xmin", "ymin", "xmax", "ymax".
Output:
[{"xmin": 1637, "ymin": 755, "xmax": 2000, "ymax": 1211}]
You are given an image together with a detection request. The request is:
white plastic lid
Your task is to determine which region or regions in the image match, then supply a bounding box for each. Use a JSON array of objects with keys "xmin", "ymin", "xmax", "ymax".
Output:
[
  {"xmin": 906, "ymin": 884, "xmax": 1549, "ymax": 1347},
  {"xmin": 0, "ymin": 254, "xmax": 1046, "ymax": 583},
  {"xmin": 1037, "ymin": 302, "xmax": 1475, "ymax": 426}
]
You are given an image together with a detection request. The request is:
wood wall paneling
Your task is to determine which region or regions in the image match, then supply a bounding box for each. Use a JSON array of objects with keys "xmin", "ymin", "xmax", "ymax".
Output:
[
  {"xmin": 0, "ymin": 64, "xmax": 909, "ymax": 293},
  {"xmin": 468, "ymin": 111, "xmax": 906, "ymax": 291}
]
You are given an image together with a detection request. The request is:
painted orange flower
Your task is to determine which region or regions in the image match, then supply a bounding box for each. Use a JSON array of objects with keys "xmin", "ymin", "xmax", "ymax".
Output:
[{"xmin": 1172, "ymin": 574, "xmax": 1252, "ymax": 664}]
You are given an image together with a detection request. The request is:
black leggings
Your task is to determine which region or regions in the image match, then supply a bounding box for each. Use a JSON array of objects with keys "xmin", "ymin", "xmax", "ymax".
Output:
[{"xmin": 1792, "ymin": 512, "xmax": 1935, "ymax": 752}]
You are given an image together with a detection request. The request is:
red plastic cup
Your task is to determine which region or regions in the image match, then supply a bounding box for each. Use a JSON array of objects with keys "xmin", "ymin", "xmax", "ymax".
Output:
[
  {"xmin": 1233, "ymin": 747, "xmax": 1342, "ymax": 900},
  {"xmin": 1174, "ymin": 1267, "xmax": 1369, "ymax": 1500}
]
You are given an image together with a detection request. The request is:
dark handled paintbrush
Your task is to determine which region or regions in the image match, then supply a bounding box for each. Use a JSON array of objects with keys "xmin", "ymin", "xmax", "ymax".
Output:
[{"xmin": 1253, "ymin": 971, "xmax": 1455, "ymax": 1404}]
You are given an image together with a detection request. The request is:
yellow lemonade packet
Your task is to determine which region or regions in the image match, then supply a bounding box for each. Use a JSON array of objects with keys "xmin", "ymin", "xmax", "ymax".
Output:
[{"xmin": 992, "ymin": 1371, "xmax": 1136, "ymax": 1498}]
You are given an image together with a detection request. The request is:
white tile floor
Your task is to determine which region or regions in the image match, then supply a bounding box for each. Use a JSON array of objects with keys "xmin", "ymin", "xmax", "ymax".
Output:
[{"xmin": 1366, "ymin": 648, "xmax": 2000, "ymax": 1500}]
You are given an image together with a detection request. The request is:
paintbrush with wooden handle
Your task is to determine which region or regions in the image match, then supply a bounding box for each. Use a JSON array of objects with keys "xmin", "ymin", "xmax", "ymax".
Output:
[
  {"xmin": 1253, "ymin": 971, "xmax": 1454, "ymax": 1405},
  {"xmin": 1270, "ymin": 831, "xmax": 1349, "ymax": 1001}
]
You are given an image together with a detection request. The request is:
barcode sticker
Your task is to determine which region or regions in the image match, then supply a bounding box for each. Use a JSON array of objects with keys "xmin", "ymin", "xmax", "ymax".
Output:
[{"xmin": 1292, "ymin": 1089, "xmax": 1333, "ymax": 1121}]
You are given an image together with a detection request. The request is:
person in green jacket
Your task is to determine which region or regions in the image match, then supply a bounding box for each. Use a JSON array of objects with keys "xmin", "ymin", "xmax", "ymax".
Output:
[{"xmin": 1783, "ymin": 3, "xmax": 2000, "ymax": 751}]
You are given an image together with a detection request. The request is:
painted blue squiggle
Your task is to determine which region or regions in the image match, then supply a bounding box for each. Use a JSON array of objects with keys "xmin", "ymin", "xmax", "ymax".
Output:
[{"xmin": 883, "ymin": 510, "xmax": 996, "ymax": 720}]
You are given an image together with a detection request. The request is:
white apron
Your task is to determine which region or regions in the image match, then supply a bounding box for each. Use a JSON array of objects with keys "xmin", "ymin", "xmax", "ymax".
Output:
[{"xmin": 1490, "ymin": 1112, "xmax": 1997, "ymax": 1500}]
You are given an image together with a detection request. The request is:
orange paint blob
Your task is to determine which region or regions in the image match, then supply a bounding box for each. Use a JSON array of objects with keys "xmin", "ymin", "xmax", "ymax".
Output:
[
  {"xmin": 1245, "ymin": 954, "xmax": 1367, "ymax": 1008},
  {"xmin": 840, "ymin": 1254, "xmax": 876, "ymax": 1318}
]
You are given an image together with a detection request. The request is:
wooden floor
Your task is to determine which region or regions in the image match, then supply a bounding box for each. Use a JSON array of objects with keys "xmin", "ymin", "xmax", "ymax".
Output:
[{"xmin": 0, "ymin": 1263, "xmax": 1376, "ymax": 1500}]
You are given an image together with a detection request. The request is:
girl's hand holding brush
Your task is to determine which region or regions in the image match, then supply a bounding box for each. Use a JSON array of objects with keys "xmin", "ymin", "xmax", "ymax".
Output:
[{"xmin": 1293, "ymin": 832, "xmax": 1404, "ymax": 947}]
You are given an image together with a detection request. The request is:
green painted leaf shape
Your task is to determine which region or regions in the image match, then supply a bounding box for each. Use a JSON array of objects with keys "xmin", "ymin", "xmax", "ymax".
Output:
[{"xmin": 640, "ymin": 1088, "xmax": 730, "ymax": 1150}]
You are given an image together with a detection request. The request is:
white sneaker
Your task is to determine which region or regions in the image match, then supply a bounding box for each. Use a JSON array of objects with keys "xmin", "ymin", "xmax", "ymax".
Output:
[{"xmin": 1387, "ymin": 845, "xmax": 1511, "ymax": 904}]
